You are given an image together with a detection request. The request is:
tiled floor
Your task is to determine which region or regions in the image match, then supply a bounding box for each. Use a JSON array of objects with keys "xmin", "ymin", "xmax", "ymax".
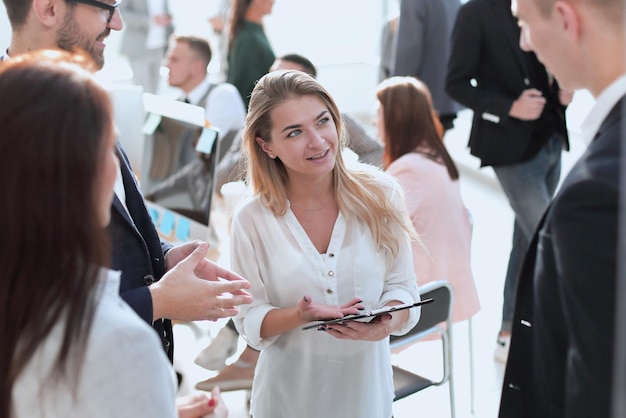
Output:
[{"xmin": 173, "ymin": 100, "xmax": 591, "ymax": 417}]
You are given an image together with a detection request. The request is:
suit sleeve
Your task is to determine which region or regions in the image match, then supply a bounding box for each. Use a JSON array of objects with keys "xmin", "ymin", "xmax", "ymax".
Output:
[
  {"xmin": 119, "ymin": 234, "xmax": 172, "ymax": 325},
  {"xmin": 548, "ymin": 179, "xmax": 617, "ymax": 417},
  {"xmin": 445, "ymin": 3, "xmax": 515, "ymax": 121},
  {"xmin": 215, "ymin": 131, "xmax": 245, "ymax": 194},
  {"xmin": 393, "ymin": 0, "xmax": 426, "ymax": 77},
  {"xmin": 120, "ymin": 287, "xmax": 153, "ymax": 324},
  {"xmin": 342, "ymin": 113, "xmax": 383, "ymax": 167},
  {"xmin": 119, "ymin": 1, "xmax": 150, "ymax": 31}
]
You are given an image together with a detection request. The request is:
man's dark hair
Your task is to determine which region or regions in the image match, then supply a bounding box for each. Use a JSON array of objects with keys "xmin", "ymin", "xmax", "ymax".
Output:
[
  {"xmin": 3, "ymin": 0, "xmax": 33, "ymax": 28},
  {"xmin": 279, "ymin": 53, "xmax": 317, "ymax": 78}
]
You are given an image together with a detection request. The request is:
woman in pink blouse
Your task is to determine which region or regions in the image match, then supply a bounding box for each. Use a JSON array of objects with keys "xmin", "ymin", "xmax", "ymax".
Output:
[{"xmin": 376, "ymin": 76, "xmax": 480, "ymax": 323}]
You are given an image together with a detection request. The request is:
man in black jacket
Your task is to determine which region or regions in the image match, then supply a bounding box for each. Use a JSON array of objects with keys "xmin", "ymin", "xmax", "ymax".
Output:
[{"xmin": 446, "ymin": 0, "xmax": 570, "ymax": 363}]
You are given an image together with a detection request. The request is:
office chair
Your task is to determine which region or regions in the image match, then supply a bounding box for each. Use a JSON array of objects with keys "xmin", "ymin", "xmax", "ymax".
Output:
[{"xmin": 390, "ymin": 280, "xmax": 455, "ymax": 418}]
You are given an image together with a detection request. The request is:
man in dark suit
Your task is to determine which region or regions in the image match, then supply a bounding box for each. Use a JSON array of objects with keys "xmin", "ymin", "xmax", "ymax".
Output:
[
  {"xmin": 499, "ymin": 0, "xmax": 625, "ymax": 416},
  {"xmin": 393, "ymin": 0, "xmax": 462, "ymax": 133},
  {"xmin": 2, "ymin": 0, "xmax": 252, "ymax": 414},
  {"xmin": 445, "ymin": 0, "xmax": 570, "ymax": 362}
]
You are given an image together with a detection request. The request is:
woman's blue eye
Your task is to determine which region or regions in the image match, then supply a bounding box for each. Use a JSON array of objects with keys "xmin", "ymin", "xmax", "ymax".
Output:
[
  {"xmin": 287, "ymin": 129, "xmax": 301, "ymax": 138},
  {"xmin": 318, "ymin": 117, "xmax": 329, "ymax": 125}
]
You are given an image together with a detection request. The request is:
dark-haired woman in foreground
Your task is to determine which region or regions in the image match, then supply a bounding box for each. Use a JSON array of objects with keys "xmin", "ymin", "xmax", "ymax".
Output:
[{"xmin": 0, "ymin": 50, "xmax": 226, "ymax": 418}]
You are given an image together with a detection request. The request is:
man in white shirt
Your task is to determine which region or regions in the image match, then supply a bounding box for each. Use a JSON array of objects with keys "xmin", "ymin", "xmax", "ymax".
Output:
[
  {"xmin": 165, "ymin": 34, "xmax": 246, "ymax": 168},
  {"xmin": 500, "ymin": 0, "xmax": 626, "ymax": 416}
]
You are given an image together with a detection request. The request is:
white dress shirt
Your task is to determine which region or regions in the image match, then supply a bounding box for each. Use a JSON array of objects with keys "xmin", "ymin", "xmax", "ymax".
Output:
[
  {"xmin": 232, "ymin": 171, "xmax": 420, "ymax": 418},
  {"xmin": 187, "ymin": 75, "xmax": 246, "ymax": 135},
  {"xmin": 580, "ymin": 74, "xmax": 626, "ymax": 145},
  {"xmin": 12, "ymin": 269, "xmax": 177, "ymax": 418}
]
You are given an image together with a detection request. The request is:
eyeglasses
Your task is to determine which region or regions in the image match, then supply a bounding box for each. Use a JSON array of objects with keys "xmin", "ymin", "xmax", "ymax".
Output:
[{"xmin": 68, "ymin": 0, "xmax": 121, "ymax": 23}]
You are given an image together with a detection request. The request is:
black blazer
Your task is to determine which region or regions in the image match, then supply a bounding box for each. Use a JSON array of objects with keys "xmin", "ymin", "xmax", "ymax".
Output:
[
  {"xmin": 108, "ymin": 144, "xmax": 174, "ymax": 362},
  {"xmin": 499, "ymin": 99, "xmax": 623, "ymax": 417},
  {"xmin": 445, "ymin": 0, "xmax": 567, "ymax": 167}
]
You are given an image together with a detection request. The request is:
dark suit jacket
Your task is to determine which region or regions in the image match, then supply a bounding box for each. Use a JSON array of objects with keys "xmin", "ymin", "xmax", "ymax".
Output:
[
  {"xmin": 108, "ymin": 144, "xmax": 174, "ymax": 362},
  {"xmin": 499, "ymin": 99, "xmax": 622, "ymax": 417},
  {"xmin": 393, "ymin": 0, "xmax": 462, "ymax": 117},
  {"xmin": 445, "ymin": 0, "xmax": 567, "ymax": 167}
]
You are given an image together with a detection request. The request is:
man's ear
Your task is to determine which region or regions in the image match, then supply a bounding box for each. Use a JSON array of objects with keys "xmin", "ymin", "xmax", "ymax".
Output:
[
  {"xmin": 32, "ymin": 0, "xmax": 65, "ymax": 28},
  {"xmin": 255, "ymin": 136, "xmax": 276, "ymax": 159},
  {"xmin": 554, "ymin": 0, "xmax": 581, "ymax": 42}
]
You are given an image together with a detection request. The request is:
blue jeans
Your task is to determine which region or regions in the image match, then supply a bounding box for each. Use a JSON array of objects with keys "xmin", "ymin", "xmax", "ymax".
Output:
[{"xmin": 493, "ymin": 134, "xmax": 563, "ymax": 332}]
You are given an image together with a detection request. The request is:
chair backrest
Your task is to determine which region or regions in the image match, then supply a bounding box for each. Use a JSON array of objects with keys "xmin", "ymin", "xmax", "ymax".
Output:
[
  {"xmin": 389, "ymin": 280, "xmax": 456, "ymax": 416},
  {"xmin": 390, "ymin": 280, "xmax": 454, "ymax": 351}
]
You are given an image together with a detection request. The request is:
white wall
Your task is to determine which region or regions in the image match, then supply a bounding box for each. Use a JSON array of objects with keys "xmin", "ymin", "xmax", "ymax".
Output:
[
  {"xmin": 267, "ymin": 1, "xmax": 386, "ymax": 119},
  {"xmin": 0, "ymin": 2, "xmax": 9, "ymax": 51},
  {"xmin": 0, "ymin": 1, "xmax": 392, "ymax": 121},
  {"xmin": 169, "ymin": 0, "xmax": 392, "ymax": 119}
]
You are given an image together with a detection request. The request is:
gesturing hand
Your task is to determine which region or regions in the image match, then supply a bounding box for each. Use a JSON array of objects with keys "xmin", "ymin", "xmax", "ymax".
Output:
[
  {"xmin": 297, "ymin": 296, "xmax": 364, "ymax": 323},
  {"xmin": 166, "ymin": 240, "xmax": 252, "ymax": 299},
  {"xmin": 151, "ymin": 242, "xmax": 253, "ymax": 322}
]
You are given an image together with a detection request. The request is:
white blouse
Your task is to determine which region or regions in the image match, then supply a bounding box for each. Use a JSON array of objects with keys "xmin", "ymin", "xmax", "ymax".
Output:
[
  {"xmin": 232, "ymin": 174, "xmax": 420, "ymax": 418},
  {"xmin": 12, "ymin": 269, "xmax": 177, "ymax": 418}
]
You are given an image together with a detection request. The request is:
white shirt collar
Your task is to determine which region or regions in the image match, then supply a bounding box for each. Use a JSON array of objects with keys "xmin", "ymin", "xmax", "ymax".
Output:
[
  {"xmin": 580, "ymin": 74, "xmax": 626, "ymax": 145},
  {"xmin": 185, "ymin": 75, "xmax": 211, "ymax": 106},
  {"xmin": 113, "ymin": 166, "xmax": 128, "ymax": 213}
]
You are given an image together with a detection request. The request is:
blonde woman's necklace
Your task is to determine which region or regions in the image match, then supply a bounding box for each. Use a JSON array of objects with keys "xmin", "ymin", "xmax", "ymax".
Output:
[{"xmin": 289, "ymin": 198, "xmax": 333, "ymax": 212}]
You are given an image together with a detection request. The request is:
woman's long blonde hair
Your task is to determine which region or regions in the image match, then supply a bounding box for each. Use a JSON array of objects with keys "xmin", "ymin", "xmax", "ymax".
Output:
[{"xmin": 242, "ymin": 70, "xmax": 415, "ymax": 262}]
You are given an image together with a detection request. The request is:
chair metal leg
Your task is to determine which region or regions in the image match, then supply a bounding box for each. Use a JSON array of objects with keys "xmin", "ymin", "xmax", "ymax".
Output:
[
  {"xmin": 448, "ymin": 324, "xmax": 456, "ymax": 418},
  {"xmin": 469, "ymin": 318, "xmax": 475, "ymax": 415}
]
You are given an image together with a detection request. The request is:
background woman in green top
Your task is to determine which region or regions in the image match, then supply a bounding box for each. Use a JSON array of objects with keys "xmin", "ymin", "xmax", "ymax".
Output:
[{"xmin": 227, "ymin": 0, "xmax": 276, "ymax": 108}]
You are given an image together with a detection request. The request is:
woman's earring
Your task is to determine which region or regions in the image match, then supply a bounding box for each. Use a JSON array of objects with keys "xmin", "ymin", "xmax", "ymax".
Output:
[{"xmin": 268, "ymin": 153, "xmax": 276, "ymax": 159}]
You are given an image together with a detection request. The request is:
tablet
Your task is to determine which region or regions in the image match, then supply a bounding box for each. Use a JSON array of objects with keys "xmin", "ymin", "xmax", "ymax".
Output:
[{"xmin": 302, "ymin": 298, "xmax": 434, "ymax": 330}]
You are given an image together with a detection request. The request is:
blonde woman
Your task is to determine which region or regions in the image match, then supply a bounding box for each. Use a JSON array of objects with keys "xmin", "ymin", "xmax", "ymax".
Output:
[{"xmin": 231, "ymin": 70, "xmax": 420, "ymax": 418}]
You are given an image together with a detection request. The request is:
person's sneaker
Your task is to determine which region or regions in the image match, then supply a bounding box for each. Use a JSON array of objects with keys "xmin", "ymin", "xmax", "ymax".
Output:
[
  {"xmin": 494, "ymin": 334, "xmax": 511, "ymax": 364},
  {"xmin": 195, "ymin": 361, "xmax": 254, "ymax": 392},
  {"xmin": 194, "ymin": 326, "xmax": 239, "ymax": 371}
]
